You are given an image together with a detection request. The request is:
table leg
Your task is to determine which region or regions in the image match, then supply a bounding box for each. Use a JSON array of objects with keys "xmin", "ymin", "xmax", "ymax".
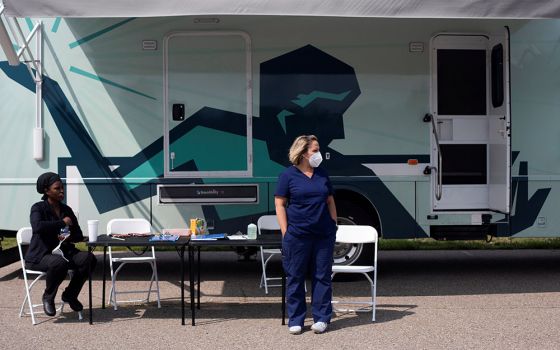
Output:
[
  {"xmin": 197, "ymin": 247, "xmax": 201, "ymax": 309},
  {"xmin": 189, "ymin": 245, "xmax": 195, "ymax": 326},
  {"xmin": 180, "ymin": 245, "xmax": 185, "ymax": 325},
  {"xmin": 281, "ymin": 266, "xmax": 286, "ymax": 325},
  {"xmin": 102, "ymin": 246, "xmax": 107, "ymax": 309},
  {"xmin": 88, "ymin": 247, "xmax": 93, "ymax": 324}
]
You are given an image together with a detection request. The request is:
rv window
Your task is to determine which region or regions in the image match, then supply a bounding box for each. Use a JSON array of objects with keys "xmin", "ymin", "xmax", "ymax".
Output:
[
  {"xmin": 491, "ymin": 44, "xmax": 504, "ymax": 108},
  {"xmin": 437, "ymin": 49, "xmax": 486, "ymax": 115},
  {"xmin": 441, "ymin": 144, "xmax": 487, "ymax": 185}
]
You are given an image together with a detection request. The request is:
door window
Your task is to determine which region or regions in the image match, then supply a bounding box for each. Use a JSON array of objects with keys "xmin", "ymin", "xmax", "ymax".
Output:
[{"xmin": 437, "ymin": 49, "xmax": 486, "ymax": 115}]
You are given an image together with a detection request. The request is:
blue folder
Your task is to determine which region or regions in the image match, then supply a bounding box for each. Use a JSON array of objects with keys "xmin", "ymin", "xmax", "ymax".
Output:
[{"xmin": 190, "ymin": 233, "xmax": 227, "ymax": 240}]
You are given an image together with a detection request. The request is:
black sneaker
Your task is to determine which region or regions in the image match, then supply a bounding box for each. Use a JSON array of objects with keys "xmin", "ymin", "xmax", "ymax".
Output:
[
  {"xmin": 42, "ymin": 297, "xmax": 56, "ymax": 316},
  {"xmin": 61, "ymin": 293, "xmax": 83, "ymax": 312}
]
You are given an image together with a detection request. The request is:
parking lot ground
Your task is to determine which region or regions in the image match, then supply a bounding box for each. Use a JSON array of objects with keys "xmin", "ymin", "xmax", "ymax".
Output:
[{"xmin": 1, "ymin": 249, "xmax": 559, "ymax": 349}]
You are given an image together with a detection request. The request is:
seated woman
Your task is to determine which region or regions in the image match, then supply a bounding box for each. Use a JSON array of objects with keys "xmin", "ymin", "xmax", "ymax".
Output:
[{"xmin": 25, "ymin": 172, "xmax": 97, "ymax": 316}]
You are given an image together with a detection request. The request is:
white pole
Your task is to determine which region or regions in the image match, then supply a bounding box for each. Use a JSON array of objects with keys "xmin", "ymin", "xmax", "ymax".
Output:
[{"xmin": 33, "ymin": 22, "xmax": 43, "ymax": 161}]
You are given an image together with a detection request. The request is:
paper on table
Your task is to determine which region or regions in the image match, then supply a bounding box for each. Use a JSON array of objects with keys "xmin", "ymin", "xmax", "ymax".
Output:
[{"xmin": 227, "ymin": 235, "xmax": 248, "ymax": 240}]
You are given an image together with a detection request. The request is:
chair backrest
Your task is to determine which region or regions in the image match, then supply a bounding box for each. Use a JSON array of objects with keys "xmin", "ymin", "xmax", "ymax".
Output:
[
  {"xmin": 107, "ymin": 218, "xmax": 151, "ymax": 235},
  {"xmin": 107, "ymin": 218, "xmax": 154, "ymax": 258},
  {"xmin": 257, "ymin": 215, "xmax": 280, "ymax": 235},
  {"xmin": 16, "ymin": 227, "xmax": 33, "ymax": 270},
  {"xmin": 16, "ymin": 227, "xmax": 33, "ymax": 246},
  {"xmin": 335, "ymin": 225, "xmax": 378, "ymax": 244}
]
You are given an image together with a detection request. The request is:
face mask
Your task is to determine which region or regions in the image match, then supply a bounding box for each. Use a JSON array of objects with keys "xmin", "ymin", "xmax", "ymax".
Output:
[{"xmin": 308, "ymin": 152, "xmax": 323, "ymax": 168}]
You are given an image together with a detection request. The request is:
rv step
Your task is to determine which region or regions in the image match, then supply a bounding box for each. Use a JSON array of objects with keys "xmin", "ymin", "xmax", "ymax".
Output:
[{"xmin": 430, "ymin": 224, "xmax": 496, "ymax": 241}]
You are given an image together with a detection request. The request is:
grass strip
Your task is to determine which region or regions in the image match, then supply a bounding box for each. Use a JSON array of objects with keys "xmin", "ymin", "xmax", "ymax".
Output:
[{"xmin": 3, "ymin": 237, "xmax": 560, "ymax": 252}]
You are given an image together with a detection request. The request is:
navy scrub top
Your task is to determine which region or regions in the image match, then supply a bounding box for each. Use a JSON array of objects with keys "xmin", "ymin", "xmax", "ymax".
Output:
[{"xmin": 275, "ymin": 165, "xmax": 337, "ymax": 237}]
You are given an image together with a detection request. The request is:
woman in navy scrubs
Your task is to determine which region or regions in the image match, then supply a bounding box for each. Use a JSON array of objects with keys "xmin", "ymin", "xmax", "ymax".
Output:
[{"xmin": 275, "ymin": 135, "xmax": 338, "ymax": 334}]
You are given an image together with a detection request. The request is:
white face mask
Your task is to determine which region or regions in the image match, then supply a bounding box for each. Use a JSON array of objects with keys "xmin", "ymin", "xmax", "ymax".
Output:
[{"xmin": 308, "ymin": 152, "xmax": 323, "ymax": 168}]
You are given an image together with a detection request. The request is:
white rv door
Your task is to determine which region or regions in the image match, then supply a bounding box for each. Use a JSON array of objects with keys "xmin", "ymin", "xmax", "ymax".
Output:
[
  {"xmin": 163, "ymin": 31, "xmax": 252, "ymax": 178},
  {"xmin": 488, "ymin": 29, "xmax": 511, "ymax": 213},
  {"xmin": 430, "ymin": 32, "xmax": 510, "ymax": 213}
]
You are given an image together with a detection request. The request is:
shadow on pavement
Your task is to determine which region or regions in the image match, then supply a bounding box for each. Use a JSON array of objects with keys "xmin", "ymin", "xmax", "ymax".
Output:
[{"xmin": 5, "ymin": 249, "xmax": 560, "ymax": 306}]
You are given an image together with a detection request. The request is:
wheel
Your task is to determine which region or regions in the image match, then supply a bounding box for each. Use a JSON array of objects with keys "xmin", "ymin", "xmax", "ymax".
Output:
[{"xmin": 334, "ymin": 197, "xmax": 379, "ymax": 266}]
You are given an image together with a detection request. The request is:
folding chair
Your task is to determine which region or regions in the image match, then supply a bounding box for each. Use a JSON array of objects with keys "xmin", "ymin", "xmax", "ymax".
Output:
[
  {"xmin": 331, "ymin": 225, "xmax": 378, "ymax": 321},
  {"xmin": 17, "ymin": 227, "xmax": 83, "ymax": 325},
  {"xmin": 257, "ymin": 215, "xmax": 283, "ymax": 294},
  {"xmin": 107, "ymin": 218, "xmax": 161, "ymax": 310}
]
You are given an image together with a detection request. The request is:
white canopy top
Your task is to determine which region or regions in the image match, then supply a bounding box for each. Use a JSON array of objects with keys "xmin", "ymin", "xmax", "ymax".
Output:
[{"xmin": 3, "ymin": 0, "xmax": 560, "ymax": 19}]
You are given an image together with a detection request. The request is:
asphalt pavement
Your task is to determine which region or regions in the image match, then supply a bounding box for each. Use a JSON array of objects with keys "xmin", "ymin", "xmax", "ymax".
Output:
[{"xmin": 1, "ymin": 249, "xmax": 559, "ymax": 349}]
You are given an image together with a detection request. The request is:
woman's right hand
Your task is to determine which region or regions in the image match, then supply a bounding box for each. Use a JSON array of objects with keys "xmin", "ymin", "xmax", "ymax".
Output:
[
  {"xmin": 63, "ymin": 216, "xmax": 73, "ymax": 226},
  {"xmin": 275, "ymin": 196, "xmax": 289, "ymax": 238}
]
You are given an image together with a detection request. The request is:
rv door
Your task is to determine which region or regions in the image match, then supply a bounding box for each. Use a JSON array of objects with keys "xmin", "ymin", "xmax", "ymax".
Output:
[
  {"xmin": 429, "ymin": 30, "xmax": 511, "ymax": 213},
  {"xmin": 488, "ymin": 28, "xmax": 511, "ymax": 214}
]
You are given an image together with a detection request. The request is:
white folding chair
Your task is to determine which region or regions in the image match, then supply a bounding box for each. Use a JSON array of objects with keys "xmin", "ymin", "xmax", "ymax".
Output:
[
  {"xmin": 17, "ymin": 227, "xmax": 83, "ymax": 325},
  {"xmin": 331, "ymin": 225, "xmax": 378, "ymax": 322},
  {"xmin": 257, "ymin": 215, "xmax": 283, "ymax": 294},
  {"xmin": 107, "ymin": 218, "xmax": 161, "ymax": 310}
]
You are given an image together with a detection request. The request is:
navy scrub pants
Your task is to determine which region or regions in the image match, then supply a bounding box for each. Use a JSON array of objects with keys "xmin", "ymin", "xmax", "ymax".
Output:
[{"xmin": 282, "ymin": 232, "xmax": 336, "ymax": 327}]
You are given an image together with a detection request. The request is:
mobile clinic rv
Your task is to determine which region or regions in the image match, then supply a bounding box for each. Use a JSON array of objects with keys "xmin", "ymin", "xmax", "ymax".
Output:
[{"xmin": 1, "ymin": 1, "xmax": 560, "ymax": 264}]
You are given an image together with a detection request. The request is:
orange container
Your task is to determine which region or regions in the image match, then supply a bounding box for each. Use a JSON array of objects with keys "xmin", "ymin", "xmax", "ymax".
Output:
[{"xmin": 190, "ymin": 219, "xmax": 197, "ymax": 235}]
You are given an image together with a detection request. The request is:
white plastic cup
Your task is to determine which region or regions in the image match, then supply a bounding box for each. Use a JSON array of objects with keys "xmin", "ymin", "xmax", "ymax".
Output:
[{"xmin": 87, "ymin": 220, "xmax": 99, "ymax": 242}]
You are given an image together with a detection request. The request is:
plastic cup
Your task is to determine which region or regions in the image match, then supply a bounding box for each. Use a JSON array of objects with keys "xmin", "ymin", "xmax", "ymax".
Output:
[{"xmin": 87, "ymin": 220, "xmax": 99, "ymax": 242}]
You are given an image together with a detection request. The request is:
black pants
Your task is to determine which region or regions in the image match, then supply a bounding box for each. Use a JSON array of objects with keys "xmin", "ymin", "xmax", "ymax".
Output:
[{"xmin": 27, "ymin": 251, "xmax": 97, "ymax": 301}]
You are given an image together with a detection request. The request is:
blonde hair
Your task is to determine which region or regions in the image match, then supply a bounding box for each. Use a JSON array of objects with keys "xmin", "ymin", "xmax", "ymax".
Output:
[{"xmin": 288, "ymin": 135, "xmax": 318, "ymax": 165}]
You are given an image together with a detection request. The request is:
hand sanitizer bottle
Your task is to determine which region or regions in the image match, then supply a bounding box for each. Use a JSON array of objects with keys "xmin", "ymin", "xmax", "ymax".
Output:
[{"xmin": 247, "ymin": 223, "xmax": 257, "ymax": 240}]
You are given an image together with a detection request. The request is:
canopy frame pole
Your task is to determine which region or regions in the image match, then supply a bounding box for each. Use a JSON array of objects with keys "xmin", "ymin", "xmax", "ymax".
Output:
[
  {"xmin": 0, "ymin": 5, "xmax": 42, "ymax": 82},
  {"xmin": 5, "ymin": 17, "xmax": 42, "ymax": 83},
  {"xmin": 33, "ymin": 20, "xmax": 43, "ymax": 160},
  {"xmin": 0, "ymin": 5, "xmax": 44, "ymax": 160},
  {"xmin": 16, "ymin": 21, "xmax": 41, "ymax": 74}
]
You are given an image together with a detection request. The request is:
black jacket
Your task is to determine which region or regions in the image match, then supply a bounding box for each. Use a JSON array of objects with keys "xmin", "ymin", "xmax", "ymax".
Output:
[{"xmin": 26, "ymin": 199, "xmax": 84, "ymax": 264}]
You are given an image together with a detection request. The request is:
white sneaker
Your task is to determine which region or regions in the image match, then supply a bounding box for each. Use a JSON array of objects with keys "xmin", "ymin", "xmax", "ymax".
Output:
[
  {"xmin": 289, "ymin": 325, "xmax": 302, "ymax": 335},
  {"xmin": 311, "ymin": 321, "xmax": 328, "ymax": 334}
]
